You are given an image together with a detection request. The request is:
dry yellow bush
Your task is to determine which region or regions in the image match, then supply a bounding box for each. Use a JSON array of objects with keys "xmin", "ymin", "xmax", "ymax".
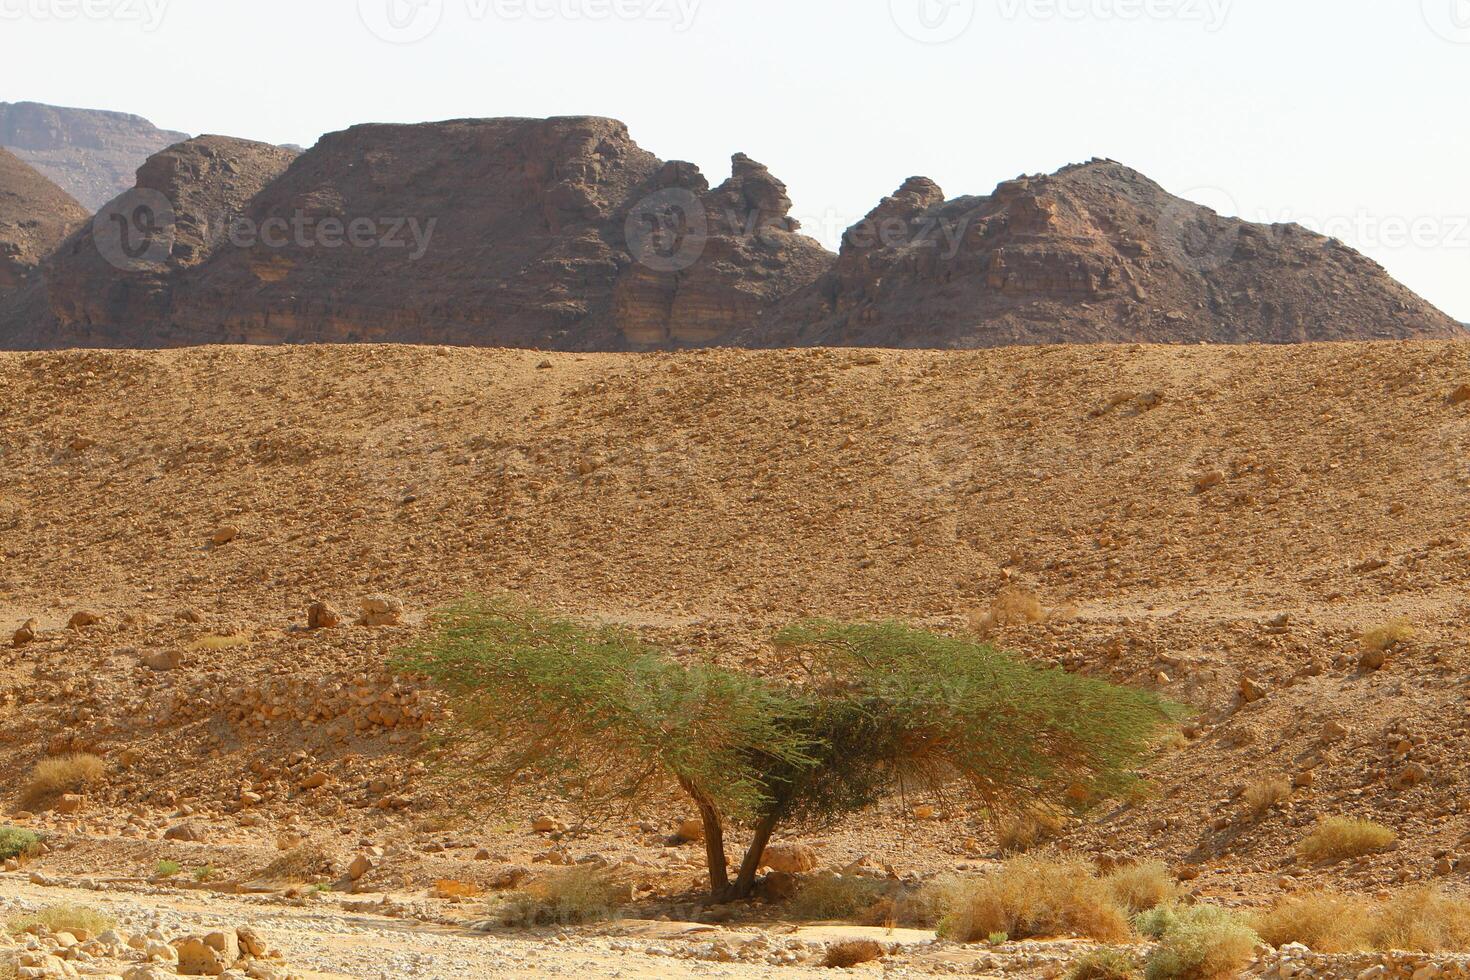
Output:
[
  {"xmin": 934, "ymin": 854, "xmax": 1131, "ymax": 944},
  {"xmin": 1298, "ymin": 817, "xmax": 1396, "ymax": 864},
  {"xmin": 1104, "ymin": 861, "xmax": 1179, "ymax": 915},
  {"xmin": 1252, "ymin": 892, "xmax": 1374, "ymax": 952},
  {"xmin": 24, "ymin": 754, "xmax": 106, "ymax": 803},
  {"xmin": 822, "ymin": 940, "xmax": 885, "ymax": 968},
  {"xmin": 6, "ymin": 903, "xmax": 114, "ymax": 938},
  {"xmin": 997, "ymin": 808, "xmax": 1066, "ymax": 854},
  {"xmin": 787, "ymin": 873, "xmax": 888, "ymax": 921},
  {"xmin": 496, "ymin": 867, "xmax": 632, "ymax": 927},
  {"xmin": 1242, "ymin": 777, "xmax": 1292, "ymax": 818},
  {"xmin": 1070, "ymin": 947, "xmax": 1142, "ymax": 980},
  {"xmin": 1360, "ymin": 620, "xmax": 1414, "ymax": 655},
  {"xmin": 969, "ymin": 587, "xmax": 1064, "ymax": 636},
  {"xmin": 1369, "ymin": 887, "xmax": 1470, "ymax": 952},
  {"xmin": 1144, "ymin": 906, "xmax": 1257, "ymax": 980}
]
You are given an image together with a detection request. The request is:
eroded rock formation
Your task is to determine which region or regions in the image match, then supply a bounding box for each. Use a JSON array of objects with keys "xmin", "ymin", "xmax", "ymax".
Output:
[{"xmin": 748, "ymin": 159, "xmax": 1465, "ymax": 347}]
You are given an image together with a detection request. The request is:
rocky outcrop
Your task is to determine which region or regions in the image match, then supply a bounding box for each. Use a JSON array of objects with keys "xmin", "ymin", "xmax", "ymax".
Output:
[
  {"xmin": 42, "ymin": 117, "xmax": 833, "ymax": 350},
  {"xmin": 612, "ymin": 153, "xmax": 833, "ymax": 346},
  {"xmin": 0, "ymin": 101, "xmax": 189, "ymax": 211},
  {"xmin": 45, "ymin": 135, "xmax": 298, "ymax": 344},
  {"xmin": 747, "ymin": 159, "xmax": 1465, "ymax": 347},
  {"xmin": 0, "ymin": 147, "xmax": 88, "ymax": 340}
]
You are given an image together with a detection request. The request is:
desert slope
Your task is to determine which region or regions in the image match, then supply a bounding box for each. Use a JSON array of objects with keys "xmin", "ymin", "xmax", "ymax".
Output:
[{"xmin": 1, "ymin": 342, "xmax": 1469, "ymax": 900}]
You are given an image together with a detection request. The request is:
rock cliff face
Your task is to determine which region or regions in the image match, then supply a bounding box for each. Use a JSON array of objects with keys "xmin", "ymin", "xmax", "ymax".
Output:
[
  {"xmin": 0, "ymin": 101, "xmax": 190, "ymax": 211},
  {"xmin": 747, "ymin": 159, "xmax": 1465, "ymax": 347},
  {"xmin": 44, "ymin": 117, "xmax": 833, "ymax": 350},
  {"xmin": 45, "ymin": 136, "xmax": 299, "ymax": 344}
]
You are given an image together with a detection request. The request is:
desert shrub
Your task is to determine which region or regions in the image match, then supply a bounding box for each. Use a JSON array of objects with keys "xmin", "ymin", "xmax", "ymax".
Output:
[
  {"xmin": 968, "ymin": 586, "xmax": 1071, "ymax": 636},
  {"xmin": 1368, "ymin": 887, "xmax": 1470, "ymax": 952},
  {"xmin": 1360, "ymin": 620, "xmax": 1414, "ymax": 655},
  {"xmin": 1298, "ymin": 817, "xmax": 1396, "ymax": 864},
  {"xmin": 997, "ymin": 808, "xmax": 1066, "ymax": 854},
  {"xmin": 0, "ymin": 828, "xmax": 41, "ymax": 861},
  {"xmin": 194, "ymin": 865, "xmax": 219, "ymax": 882},
  {"xmin": 153, "ymin": 860, "xmax": 181, "ymax": 878},
  {"xmin": 401, "ymin": 598, "xmax": 1180, "ymax": 901},
  {"xmin": 24, "ymin": 754, "xmax": 106, "ymax": 803},
  {"xmin": 788, "ymin": 873, "xmax": 889, "ymax": 921},
  {"xmin": 822, "ymin": 939, "xmax": 885, "ymax": 968},
  {"xmin": 496, "ymin": 867, "xmax": 630, "ymax": 927},
  {"xmin": 1105, "ymin": 861, "xmax": 1179, "ymax": 915},
  {"xmin": 1142, "ymin": 905, "xmax": 1258, "ymax": 980},
  {"xmin": 6, "ymin": 903, "xmax": 114, "ymax": 938},
  {"xmin": 1, "ymin": 954, "xmax": 16, "ymax": 980},
  {"xmin": 934, "ymin": 855, "xmax": 1131, "ymax": 944},
  {"xmin": 254, "ymin": 845, "xmax": 335, "ymax": 884},
  {"xmin": 1070, "ymin": 947, "xmax": 1143, "ymax": 980},
  {"xmin": 1242, "ymin": 778, "xmax": 1292, "ymax": 819},
  {"xmin": 1252, "ymin": 891, "xmax": 1373, "ymax": 952}
]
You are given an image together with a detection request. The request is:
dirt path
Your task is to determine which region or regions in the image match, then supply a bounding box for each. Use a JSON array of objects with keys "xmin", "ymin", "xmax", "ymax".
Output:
[{"xmin": 1, "ymin": 874, "xmax": 959, "ymax": 978}]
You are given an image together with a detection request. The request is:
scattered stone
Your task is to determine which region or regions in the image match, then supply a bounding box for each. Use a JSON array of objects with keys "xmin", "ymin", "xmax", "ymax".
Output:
[
  {"xmin": 67, "ymin": 610, "xmax": 103, "ymax": 630},
  {"xmin": 210, "ymin": 524, "xmax": 241, "ymax": 546},
  {"xmin": 760, "ymin": 842, "xmax": 819, "ymax": 874},
  {"xmin": 675, "ymin": 817, "xmax": 705, "ymax": 843},
  {"xmin": 306, "ymin": 601, "xmax": 343, "ymax": 630},
  {"xmin": 54, "ymin": 793, "xmax": 85, "ymax": 814},
  {"xmin": 141, "ymin": 649, "xmax": 183, "ymax": 671},
  {"xmin": 1450, "ymin": 384, "xmax": 1470, "ymax": 405},
  {"xmin": 347, "ymin": 853, "xmax": 373, "ymax": 881},
  {"xmin": 12, "ymin": 618, "xmax": 38, "ymax": 647},
  {"xmin": 1240, "ymin": 676, "xmax": 1269, "ymax": 703},
  {"xmin": 357, "ymin": 596, "xmax": 404, "ymax": 627},
  {"xmin": 164, "ymin": 822, "xmax": 207, "ymax": 842}
]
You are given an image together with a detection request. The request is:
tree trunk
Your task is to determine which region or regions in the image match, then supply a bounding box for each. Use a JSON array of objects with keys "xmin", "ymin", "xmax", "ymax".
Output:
[
  {"xmin": 680, "ymin": 779, "xmax": 730, "ymax": 901},
  {"xmin": 729, "ymin": 812, "xmax": 781, "ymax": 900}
]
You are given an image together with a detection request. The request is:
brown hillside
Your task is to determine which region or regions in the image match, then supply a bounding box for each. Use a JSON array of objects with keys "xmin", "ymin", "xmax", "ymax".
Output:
[
  {"xmin": 2, "ymin": 342, "xmax": 1470, "ymax": 896},
  {"xmin": 749, "ymin": 160, "xmax": 1466, "ymax": 347},
  {"xmin": 0, "ymin": 147, "xmax": 88, "ymax": 343}
]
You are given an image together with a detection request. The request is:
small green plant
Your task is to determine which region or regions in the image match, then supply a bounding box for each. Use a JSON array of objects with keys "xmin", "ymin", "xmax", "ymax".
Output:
[
  {"xmin": 1142, "ymin": 905, "xmax": 1258, "ymax": 980},
  {"xmin": 5, "ymin": 903, "xmax": 115, "ymax": 938},
  {"xmin": 1070, "ymin": 947, "xmax": 1143, "ymax": 980},
  {"xmin": 193, "ymin": 865, "xmax": 219, "ymax": 882},
  {"xmin": 1299, "ymin": 817, "xmax": 1396, "ymax": 864},
  {"xmin": 154, "ymin": 859, "xmax": 182, "ymax": 878},
  {"xmin": 496, "ymin": 867, "xmax": 631, "ymax": 927},
  {"xmin": 0, "ymin": 828, "xmax": 41, "ymax": 861},
  {"xmin": 987, "ymin": 932, "xmax": 1010, "ymax": 946}
]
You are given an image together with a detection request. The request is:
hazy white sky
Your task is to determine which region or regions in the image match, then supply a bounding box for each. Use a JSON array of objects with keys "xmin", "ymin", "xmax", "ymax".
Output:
[{"xmin": 3, "ymin": 0, "xmax": 1468, "ymax": 317}]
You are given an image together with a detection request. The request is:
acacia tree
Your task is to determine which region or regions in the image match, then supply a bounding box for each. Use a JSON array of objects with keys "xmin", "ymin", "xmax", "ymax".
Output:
[{"xmin": 397, "ymin": 598, "xmax": 1179, "ymax": 903}]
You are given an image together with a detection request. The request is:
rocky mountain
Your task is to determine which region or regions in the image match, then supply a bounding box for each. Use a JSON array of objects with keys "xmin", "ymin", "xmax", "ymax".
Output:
[
  {"xmin": 47, "ymin": 135, "xmax": 299, "ymax": 341},
  {"xmin": 5, "ymin": 116, "xmax": 1465, "ymax": 350},
  {"xmin": 0, "ymin": 101, "xmax": 189, "ymax": 211},
  {"xmin": 746, "ymin": 160, "xmax": 1465, "ymax": 347},
  {"xmin": 40, "ymin": 116, "xmax": 832, "ymax": 349},
  {"xmin": 0, "ymin": 146, "xmax": 89, "ymax": 340}
]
